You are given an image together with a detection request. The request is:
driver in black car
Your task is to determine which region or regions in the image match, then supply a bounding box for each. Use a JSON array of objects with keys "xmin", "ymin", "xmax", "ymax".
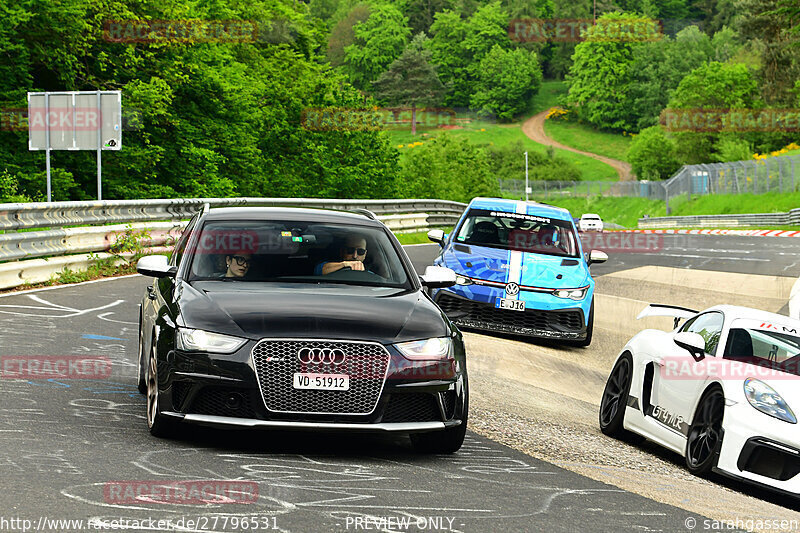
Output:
[{"xmin": 315, "ymin": 234, "xmax": 368, "ymax": 275}]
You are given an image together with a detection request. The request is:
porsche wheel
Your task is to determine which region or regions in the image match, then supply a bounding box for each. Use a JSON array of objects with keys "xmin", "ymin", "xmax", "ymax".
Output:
[
  {"xmin": 686, "ymin": 388, "xmax": 724, "ymax": 475},
  {"xmin": 599, "ymin": 353, "xmax": 633, "ymax": 437}
]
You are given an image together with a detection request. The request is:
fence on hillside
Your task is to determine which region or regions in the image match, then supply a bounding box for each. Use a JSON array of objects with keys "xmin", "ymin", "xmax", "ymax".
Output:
[{"xmin": 498, "ymin": 154, "xmax": 800, "ymax": 212}]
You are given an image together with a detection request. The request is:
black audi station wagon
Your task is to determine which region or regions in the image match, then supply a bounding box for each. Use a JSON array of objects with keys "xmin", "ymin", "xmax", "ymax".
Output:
[{"xmin": 136, "ymin": 206, "xmax": 468, "ymax": 453}]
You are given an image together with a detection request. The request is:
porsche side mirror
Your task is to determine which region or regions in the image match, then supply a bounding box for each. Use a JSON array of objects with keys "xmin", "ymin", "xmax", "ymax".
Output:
[
  {"xmin": 427, "ymin": 229, "xmax": 445, "ymax": 246},
  {"xmin": 673, "ymin": 332, "xmax": 706, "ymax": 361},
  {"xmin": 420, "ymin": 266, "xmax": 457, "ymax": 288},
  {"xmin": 137, "ymin": 255, "xmax": 177, "ymax": 278},
  {"xmin": 588, "ymin": 250, "xmax": 608, "ymax": 265}
]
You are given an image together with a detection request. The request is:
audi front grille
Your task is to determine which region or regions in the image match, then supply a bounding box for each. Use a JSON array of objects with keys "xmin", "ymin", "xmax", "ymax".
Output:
[{"xmin": 251, "ymin": 339, "xmax": 390, "ymax": 415}]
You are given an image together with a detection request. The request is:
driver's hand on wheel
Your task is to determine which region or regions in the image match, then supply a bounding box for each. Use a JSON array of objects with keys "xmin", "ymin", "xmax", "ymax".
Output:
[{"xmin": 342, "ymin": 261, "xmax": 364, "ymax": 271}]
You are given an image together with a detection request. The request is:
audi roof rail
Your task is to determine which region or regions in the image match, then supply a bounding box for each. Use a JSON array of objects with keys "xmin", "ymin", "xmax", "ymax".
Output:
[{"xmin": 350, "ymin": 208, "xmax": 377, "ymax": 220}]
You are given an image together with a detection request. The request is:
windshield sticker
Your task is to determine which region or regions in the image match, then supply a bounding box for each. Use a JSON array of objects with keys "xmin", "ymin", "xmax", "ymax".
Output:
[
  {"xmin": 281, "ymin": 231, "xmax": 292, "ymax": 237},
  {"xmin": 490, "ymin": 211, "xmax": 551, "ymax": 224}
]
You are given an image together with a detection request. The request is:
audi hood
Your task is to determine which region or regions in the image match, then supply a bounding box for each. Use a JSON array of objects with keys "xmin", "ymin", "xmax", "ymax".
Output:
[{"xmin": 177, "ymin": 280, "xmax": 450, "ymax": 343}]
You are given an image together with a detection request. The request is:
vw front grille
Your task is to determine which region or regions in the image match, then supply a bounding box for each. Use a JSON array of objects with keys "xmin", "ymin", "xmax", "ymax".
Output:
[{"xmin": 251, "ymin": 339, "xmax": 390, "ymax": 415}]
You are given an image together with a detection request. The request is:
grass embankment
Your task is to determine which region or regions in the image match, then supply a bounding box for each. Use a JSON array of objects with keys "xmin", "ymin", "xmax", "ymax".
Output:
[
  {"xmin": 384, "ymin": 81, "xmax": 620, "ymax": 181},
  {"xmin": 387, "ymin": 121, "xmax": 617, "ymax": 181},
  {"xmin": 533, "ymin": 80, "xmax": 633, "ymax": 162}
]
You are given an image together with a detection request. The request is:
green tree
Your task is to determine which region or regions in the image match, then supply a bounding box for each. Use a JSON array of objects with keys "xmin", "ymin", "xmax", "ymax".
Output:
[
  {"xmin": 427, "ymin": 2, "xmax": 510, "ymax": 107},
  {"xmin": 713, "ymin": 137, "xmax": 753, "ymax": 162},
  {"xmin": 667, "ymin": 61, "xmax": 760, "ymax": 163},
  {"xmin": 343, "ymin": 3, "xmax": 412, "ymax": 91},
  {"xmin": 372, "ymin": 33, "xmax": 446, "ymax": 135},
  {"xmin": 398, "ymin": 0, "xmax": 456, "ymax": 35},
  {"xmin": 327, "ymin": 3, "xmax": 372, "ymax": 66},
  {"xmin": 566, "ymin": 12, "xmax": 660, "ymax": 131},
  {"xmin": 739, "ymin": 0, "xmax": 800, "ymax": 105},
  {"xmin": 470, "ymin": 45, "xmax": 542, "ymax": 121},
  {"xmin": 625, "ymin": 26, "xmax": 713, "ymax": 131},
  {"xmin": 400, "ymin": 134, "xmax": 498, "ymax": 202},
  {"xmin": 626, "ymin": 126, "xmax": 682, "ymax": 179}
]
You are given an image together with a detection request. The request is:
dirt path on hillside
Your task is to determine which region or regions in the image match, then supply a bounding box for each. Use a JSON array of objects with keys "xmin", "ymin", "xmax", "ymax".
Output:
[{"xmin": 522, "ymin": 110, "xmax": 635, "ymax": 181}]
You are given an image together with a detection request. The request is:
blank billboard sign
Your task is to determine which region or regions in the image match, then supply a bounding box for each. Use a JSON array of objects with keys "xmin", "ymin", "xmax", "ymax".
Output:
[{"xmin": 28, "ymin": 91, "xmax": 121, "ymax": 151}]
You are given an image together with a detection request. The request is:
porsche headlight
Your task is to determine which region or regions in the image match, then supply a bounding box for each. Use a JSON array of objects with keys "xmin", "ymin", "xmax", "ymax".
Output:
[
  {"xmin": 552, "ymin": 287, "xmax": 588, "ymax": 300},
  {"xmin": 176, "ymin": 328, "xmax": 247, "ymax": 354},
  {"xmin": 394, "ymin": 337, "xmax": 453, "ymax": 360},
  {"xmin": 744, "ymin": 378, "xmax": 797, "ymax": 424}
]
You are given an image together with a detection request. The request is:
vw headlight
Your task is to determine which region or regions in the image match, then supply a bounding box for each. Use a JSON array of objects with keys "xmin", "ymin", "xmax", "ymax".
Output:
[
  {"xmin": 394, "ymin": 337, "xmax": 453, "ymax": 360},
  {"xmin": 744, "ymin": 378, "xmax": 797, "ymax": 424},
  {"xmin": 176, "ymin": 328, "xmax": 247, "ymax": 354},
  {"xmin": 455, "ymin": 275, "xmax": 473, "ymax": 285},
  {"xmin": 552, "ymin": 286, "xmax": 588, "ymax": 300}
]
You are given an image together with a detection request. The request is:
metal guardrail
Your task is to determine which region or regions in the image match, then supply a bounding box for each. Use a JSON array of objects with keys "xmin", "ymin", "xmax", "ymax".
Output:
[
  {"xmin": 638, "ymin": 208, "xmax": 800, "ymax": 229},
  {"xmin": 0, "ymin": 197, "xmax": 466, "ymax": 231},
  {"xmin": 0, "ymin": 198, "xmax": 466, "ymax": 262}
]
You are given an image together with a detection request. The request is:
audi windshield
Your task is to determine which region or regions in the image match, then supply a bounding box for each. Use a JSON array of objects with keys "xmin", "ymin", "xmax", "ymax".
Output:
[{"xmin": 187, "ymin": 220, "xmax": 412, "ymax": 288}]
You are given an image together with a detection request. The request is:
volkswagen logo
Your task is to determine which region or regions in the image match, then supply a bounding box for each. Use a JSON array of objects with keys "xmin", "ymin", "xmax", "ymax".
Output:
[
  {"xmin": 297, "ymin": 347, "xmax": 346, "ymax": 365},
  {"xmin": 505, "ymin": 282, "xmax": 520, "ymax": 295}
]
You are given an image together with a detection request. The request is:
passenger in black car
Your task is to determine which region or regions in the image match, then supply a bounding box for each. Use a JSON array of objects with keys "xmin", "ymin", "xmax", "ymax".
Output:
[
  {"xmin": 315, "ymin": 234, "xmax": 368, "ymax": 275},
  {"xmin": 225, "ymin": 252, "xmax": 252, "ymax": 278}
]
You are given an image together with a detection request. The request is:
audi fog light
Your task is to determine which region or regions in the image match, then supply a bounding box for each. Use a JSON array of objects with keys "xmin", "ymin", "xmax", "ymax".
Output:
[
  {"xmin": 176, "ymin": 328, "xmax": 247, "ymax": 354},
  {"xmin": 553, "ymin": 287, "xmax": 588, "ymax": 300},
  {"xmin": 744, "ymin": 378, "xmax": 797, "ymax": 424},
  {"xmin": 394, "ymin": 337, "xmax": 452, "ymax": 360}
]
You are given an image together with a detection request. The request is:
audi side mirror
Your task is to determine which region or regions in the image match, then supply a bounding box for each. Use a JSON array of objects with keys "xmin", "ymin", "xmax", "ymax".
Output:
[
  {"xmin": 420, "ymin": 266, "xmax": 457, "ymax": 288},
  {"xmin": 137, "ymin": 255, "xmax": 177, "ymax": 278}
]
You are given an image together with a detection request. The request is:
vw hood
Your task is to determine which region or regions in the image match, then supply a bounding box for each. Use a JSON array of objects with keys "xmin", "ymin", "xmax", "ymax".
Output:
[{"xmin": 444, "ymin": 244, "xmax": 590, "ymax": 289}]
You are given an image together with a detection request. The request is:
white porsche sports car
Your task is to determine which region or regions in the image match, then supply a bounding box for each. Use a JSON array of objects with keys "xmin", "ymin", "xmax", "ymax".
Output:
[{"xmin": 600, "ymin": 303, "xmax": 800, "ymax": 495}]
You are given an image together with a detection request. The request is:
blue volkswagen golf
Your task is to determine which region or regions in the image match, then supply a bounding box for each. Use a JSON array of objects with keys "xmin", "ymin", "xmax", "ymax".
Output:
[{"xmin": 428, "ymin": 198, "xmax": 607, "ymax": 346}]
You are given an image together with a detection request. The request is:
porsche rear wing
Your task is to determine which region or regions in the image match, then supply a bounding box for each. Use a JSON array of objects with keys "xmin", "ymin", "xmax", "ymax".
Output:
[{"xmin": 637, "ymin": 303, "xmax": 698, "ymax": 328}]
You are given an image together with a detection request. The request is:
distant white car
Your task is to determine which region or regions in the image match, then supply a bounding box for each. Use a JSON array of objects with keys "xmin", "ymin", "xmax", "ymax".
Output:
[
  {"xmin": 600, "ymin": 303, "xmax": 800, "ymax": 496},
  {"xmin": 578, "ymin": 213, "xmax": 603, "ymax": 232}
]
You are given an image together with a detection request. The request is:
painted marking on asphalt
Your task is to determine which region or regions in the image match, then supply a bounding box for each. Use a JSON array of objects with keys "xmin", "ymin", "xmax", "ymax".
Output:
[{"xmin": 82, "ymin": 334, "xmax": 123, "ymax": 341}]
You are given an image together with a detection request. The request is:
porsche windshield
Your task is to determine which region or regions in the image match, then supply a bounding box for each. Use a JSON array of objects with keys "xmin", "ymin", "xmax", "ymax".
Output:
[
  {"xmin": 454, "ymin": 208, "xmax": 579, "ymax": 257},
  {"xmin": 187, "ymin": 220, "xmax": 411, "ymax": 288}
]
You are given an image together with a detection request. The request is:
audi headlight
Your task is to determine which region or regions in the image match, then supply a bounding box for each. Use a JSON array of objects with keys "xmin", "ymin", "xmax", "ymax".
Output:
[
  {"xmin": 176, "ymin": 328, "xmax": 247, "ymax": 354},
  {"xmin": 394, "ymin": 337, "xmax": 452, "ymax": 360},
  {"xmin": 552, "ymin": 287, "xmax": 588, "ymax": 300},
  {"xmin": 744, "ymin": 378, "xmax": 797, "ymax": 424}
]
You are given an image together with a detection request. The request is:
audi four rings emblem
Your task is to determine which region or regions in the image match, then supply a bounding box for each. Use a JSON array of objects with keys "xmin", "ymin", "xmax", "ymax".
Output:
[
  {"xmin": 297, "ymin": 347, "xmax": 346, "ymax": 365},
  {"xmin": 505, "ymin": 282, "xmax": 520, "ymax": 295}
]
